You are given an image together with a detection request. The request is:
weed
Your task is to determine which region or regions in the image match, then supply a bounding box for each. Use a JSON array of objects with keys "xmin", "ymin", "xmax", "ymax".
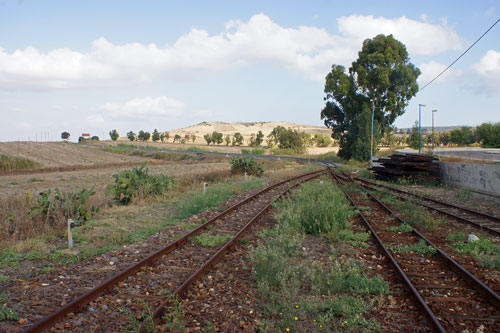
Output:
[
  {"xmin": 9, "ymin": 182, "xmax": 19, "ymax": 185},
  {"xmin": 175, "ymin": 179, "xmax": 262, "ymax": 220},
  {"xmin": 0, "ymin": 249, "xmax": 22, "ymax": 268},
  {"xmin": 393, "ymin": 200, "xmax": 444, "ymax": 232},
  {"xmin": 28, "ymin": 187, "xmax": 99, "ymax": 225},
  {"xmin": 241, "ymin": 148, "xmax": 250, "ymax": 155},
  {"xmin": 446, "ymin": 232, "xmax": 466, "ymax": 242},
  {"xmin": 273, "ymin": 179, "xmax": 356, "ymax": 235},
  {"xmin": 0, "ymin": 294, "xmax": 7, "ymax": 303},
  {"xmin": 457, "ymin": 188, "xmax": 472, "ymax": 201},
  {"xmin": 187, "ymin": 146, "xmax": 211, "ymax": 153},
  {"xmin": 120, "ymin": 299, "xmax": 157, "ymax": 333},
  {"xmin": 251, "ymin": 148, "xmax": 266, "ymax": 155},
  {"xmin": 24, "ymin": 251, "xmax": 46, "ymax": 261},
  {"xmin": 335, "ymin": 229, "xmax": 371, "ymax": 248},
  {"xmin": 192, "ymin": 233, "xmax": 232, "ymax": 247},
  {"xmin": 0, "ymin": 276, "xmax": 8, "ymax": 283},
  {"xmin": 477, "ymin": 255, "xmax": 500, "ymax": 269},
  {"xmin": 250, "ymin": 179, "xmax": 385, "ymax": 330},
  {"xmin": 388, "ymin": 239, "xmax": 437, "ymax": 255},
  {"xmin": 240, "ymin": 238, "xmax": 249, "ymax": 244},
  {"xmin": 28, "ymin": 177, "xmax": 44, "ymax": 183},
  {"xmin": 40, "ymin": 266, "xmax": 53, "ymax": 274},
  {"xmin": 310, "ymin": 261, "xmax": 388, "ymax": 296},
  {"xmin": 161, "ymin": 292, "xmax": 186, "ymax": 331},
  {"xmin": 385, "ymin": 224, "xmax": 413, "ymax": 233},
  {"xmin": 451, "ymin": 237, "xmax": 500, "ymax": 257},
  {"xmin": 0, "ymin": 302, "xmax": 19, "ymax": 321}
]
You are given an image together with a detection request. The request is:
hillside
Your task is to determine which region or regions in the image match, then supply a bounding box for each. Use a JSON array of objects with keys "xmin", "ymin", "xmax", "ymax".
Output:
[{"xmin": 167, "ymin": 121, "xmax": 331, "ymax": 141}]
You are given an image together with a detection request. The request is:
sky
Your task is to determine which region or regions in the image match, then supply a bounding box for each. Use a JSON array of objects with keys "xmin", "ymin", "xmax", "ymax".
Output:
[{"xmin": 0, "ymin": 0, "xmax": 499, "ymax": 142}]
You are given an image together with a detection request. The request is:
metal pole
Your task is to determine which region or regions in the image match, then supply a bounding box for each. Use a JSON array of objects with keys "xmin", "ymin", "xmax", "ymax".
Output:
[
  {"xmin": 432, "ymin": 110, "xmax": 437, "ymax": 152},
  {"xmin": 418, "ymin": 104, "xmax": 426, "ymax": 154},
  {"xmin": 370, "ymin": 100, "xmax": 375, "ymax": 166}
]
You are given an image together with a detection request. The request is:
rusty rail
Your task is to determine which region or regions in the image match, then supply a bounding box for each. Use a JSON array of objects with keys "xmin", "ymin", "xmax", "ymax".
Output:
[
  {"xmin": 149, "ymin": 171, "xmax": 325, "ymax": 325},
  {"xmin": 329, "ymin": 169, "xmax": 446, "ymax": 332},
  {"xmin": 351, "ymin": 175, "xmax": 500, "ymax": 236},
  {"xmin": 22, "ymin": 168, "xmax": 326, "ymax": 332},
  {"xmin": 333, "ymin": 169, "xmax": 500, "ymax": 330}
]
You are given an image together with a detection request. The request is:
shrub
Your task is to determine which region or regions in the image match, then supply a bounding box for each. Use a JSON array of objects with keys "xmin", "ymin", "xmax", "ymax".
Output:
[
  {"xmin": 230, "ymin": 157, "xmax": 264, "ymax": 177},
  {"xmin": 0, "ymin": 155, "xmax": 41, "ymax": 172},
  {"xmin": 27, "ymin": 187, "xmax": 99, "ymax": 225},
  {"xmin": 251, "ymin": 148, "xmax": 265, "ymax": 155},
  {"xmin": 107, "ymin": 164, "xmax": 174, "ymax": 204},
  {"xmin": 273, "ymin": 179, "xmax": 356, "ymax": 235}
]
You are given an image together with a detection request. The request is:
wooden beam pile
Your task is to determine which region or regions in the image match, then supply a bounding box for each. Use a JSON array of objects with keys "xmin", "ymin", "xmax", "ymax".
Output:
[{"xmin": 370, "ymin": 153, "xmax": 440, "ymax": 181}]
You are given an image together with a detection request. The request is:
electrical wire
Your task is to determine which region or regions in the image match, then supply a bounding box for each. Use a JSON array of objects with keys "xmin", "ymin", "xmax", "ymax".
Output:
[{"xmin": 418, "ymin": 17, "xmax": 500, "ymax": 93}]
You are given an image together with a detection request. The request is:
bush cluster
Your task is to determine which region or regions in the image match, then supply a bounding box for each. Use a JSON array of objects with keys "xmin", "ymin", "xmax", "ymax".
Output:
[
  {"xmin": 27, "ymin": 187, "xmax": 99, "ymax": 225},
  {"xmin": 230, "ymin": 157, "xmax": 264, "ymax": 177},
  {"xmin": 107, "ymin": 164, "xmax": 174, "ymax": 204}
]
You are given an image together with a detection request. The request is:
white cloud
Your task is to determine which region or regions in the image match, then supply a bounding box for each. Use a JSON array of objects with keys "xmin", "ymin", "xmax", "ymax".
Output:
[
  {"xmin": 96, "ymin": 96, "xmax": 185, "ymax": 120},
  {"xmin": 418, "ymin": 60, "xmax": 461, "ymax": 85},
  {"xmin": 337, "ymin": 15, "xmax": 465, "ymax": 56},
  {"xmin": 472, "ymin": 50, "xmax": 500, "ymax": 93},
  {"xmin": 0, "ymin": 13, "xmax": 466, "ymax": 89}
]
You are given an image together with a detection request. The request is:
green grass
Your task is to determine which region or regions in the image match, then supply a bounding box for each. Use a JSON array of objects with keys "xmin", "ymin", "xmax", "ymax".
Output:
[
  {"xmin": 0, "ymin": 249, "xmax": 23, "ymax": 268},
  {"xmin": 250, "ymin": 179, "xmax": 386, "ymax": 331},
  {"xmin": 385, "ymin": 224, "xmax": 413, "ymax": 233},
  {"xmin": 187, "ymin": 146, "xmax": 211, "ymax": 153},
  {"xmin": 40, "ymin": 266, "xmax": 54, "ymax": 274},
  {"xmin": 192, "ymin": 233, "xmax": 232, "ymax": 247},
  {"xmin": 0, "ymin": 154, "xmax": 42, "ymax": 172},
  {"xmin": 379, "ymin": 193, "xmax": 445, "ymax": 232},
  {"xmin": 446, "ymin": 232, "xmax": 500, "ymax": 269},
  {"xmin": 175, "ymin": 179, "xmax": 263, "ymax": 220},
  {"xmin": 388, "ymin": 239, "xmax": 437, "ymax": 255},
  {"xmin": 27, "ymin": 177, "xmax": 44, "ymax": 183},
  {"xmin": 0, "ymin": 302, "xmax": 19, "ymax": 322}
]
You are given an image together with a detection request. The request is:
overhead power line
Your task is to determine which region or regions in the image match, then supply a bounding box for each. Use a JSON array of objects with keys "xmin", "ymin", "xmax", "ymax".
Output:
[{"xmin": 418, "ymin": 17, "xmax": 500, "ymax": 93}]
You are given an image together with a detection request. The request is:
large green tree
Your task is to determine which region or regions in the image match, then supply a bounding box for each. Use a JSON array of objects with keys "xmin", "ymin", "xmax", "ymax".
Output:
[{"xmin": 321, "ymin": 34, "xmax": 420, "ymax": 160}]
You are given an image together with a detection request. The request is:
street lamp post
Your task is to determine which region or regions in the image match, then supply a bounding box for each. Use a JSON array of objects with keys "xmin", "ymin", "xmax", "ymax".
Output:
[
  {"xmin": 370, "ymin": 100, "xmax": 375, "ymax": 166},
  {"xmin": 432, "ymin": 109, "xmax": 437, "ymax": 152},
  {"xmin": 418, "ymin": 104, "xmax": 426, "ymax": 153}
]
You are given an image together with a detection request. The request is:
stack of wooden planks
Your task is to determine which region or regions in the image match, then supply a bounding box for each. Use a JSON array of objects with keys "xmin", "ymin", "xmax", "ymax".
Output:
[{"xmin": 370, "ymin": 153, "xmax": 440, "ymax": 181}]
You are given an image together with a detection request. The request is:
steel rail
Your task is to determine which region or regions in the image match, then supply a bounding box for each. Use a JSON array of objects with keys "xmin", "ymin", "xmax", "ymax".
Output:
[
  {"xmin": 361, "ymin": 185, "xmax": 500, "ymax": 309},
  {"xmin": 22, "ymin": 168, "xmax": 327, "ymax": 332},
  {"xmin": 348, "ymin": 175, "xmax": 500, "ymax": 237},
  {"xmin": 352, "ymin": 175, "xmax": 500, "ymax": 223},
  {"xmin": 329, "ymin": 169, "xmax": 446, "ymax": 332},
  {"xmin": 148, "ymin": 171, "xmax": 325, "ymax": 326},
  {"xmin": 335, "ymin": 170, "xmax": 500, "ymax": 329}
]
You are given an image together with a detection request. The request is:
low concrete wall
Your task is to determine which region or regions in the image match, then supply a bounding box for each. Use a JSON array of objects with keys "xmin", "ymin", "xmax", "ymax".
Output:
[{"xmin": 439, "ymin": 161, "xmax": 500, "ymax": 196}]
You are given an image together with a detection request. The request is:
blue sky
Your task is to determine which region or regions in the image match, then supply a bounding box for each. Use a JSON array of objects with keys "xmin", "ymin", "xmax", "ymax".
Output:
[{"xmin": 1, "ymin": 0, "xmax": 499, "ymax": 141}]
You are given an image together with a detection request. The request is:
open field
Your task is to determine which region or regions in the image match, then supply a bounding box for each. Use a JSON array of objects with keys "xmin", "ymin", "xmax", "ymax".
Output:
[
  {"xmin": 0, "ymin": 141, "xmax": 146, "ymax": 168},
  {"xmin": 108, "ymin": 137, "xmax": 339, "ymax": 155}
]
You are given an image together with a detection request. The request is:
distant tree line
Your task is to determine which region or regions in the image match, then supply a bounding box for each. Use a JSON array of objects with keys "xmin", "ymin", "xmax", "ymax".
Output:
[{"xmin": 379, "ymin": 122, "xmax": 500, "ymax": 149}]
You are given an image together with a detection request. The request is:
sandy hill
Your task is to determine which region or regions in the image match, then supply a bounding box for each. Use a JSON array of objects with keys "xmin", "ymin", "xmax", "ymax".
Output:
[{"xmin": 169, "ymin": 121, "xmax": 331, "ymax": 140}]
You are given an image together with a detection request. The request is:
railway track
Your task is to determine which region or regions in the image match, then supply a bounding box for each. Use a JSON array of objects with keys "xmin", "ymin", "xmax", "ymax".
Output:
[
  {"xmin": 331, "ymin": 169, "xmax": 500, "ymax": 332},
  {"xmin": 21, "ymin": 168, "xmax": 327, "ymax": 332},
  {"xmin": 350, "ymin": 174, "xmax": 500, "ymax": 237}
]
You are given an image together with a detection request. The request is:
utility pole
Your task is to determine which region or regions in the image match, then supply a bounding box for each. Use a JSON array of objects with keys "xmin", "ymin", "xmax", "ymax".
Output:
[
  {"xmin": 432, "ymin": 110, "xmax": 437, "ymax": 152},
  {"xmin": 370, "ymin": 100, "xmax": 375, "ymax": 166},
  {"xmin": 418, "ymin": 104, "xmax": 426, "ymax": 153}
]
